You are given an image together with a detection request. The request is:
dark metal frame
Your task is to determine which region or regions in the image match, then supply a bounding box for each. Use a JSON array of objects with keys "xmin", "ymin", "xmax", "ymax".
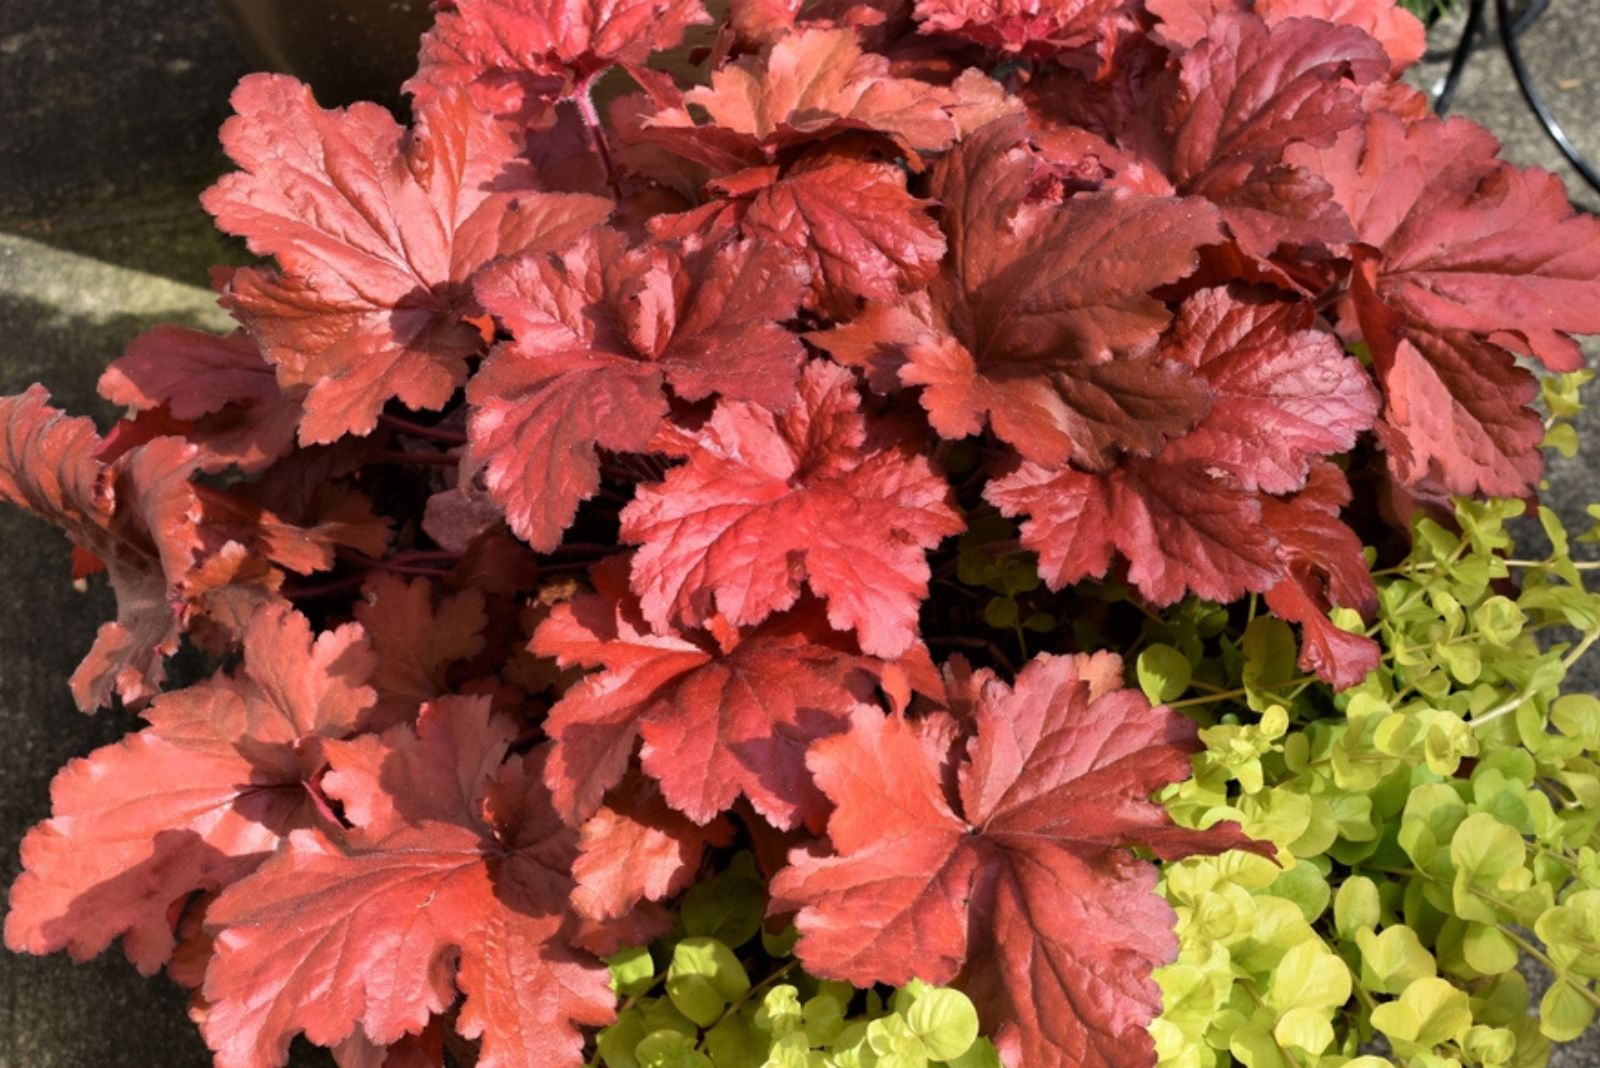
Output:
[{"xmin": 1432, "ymin": 0, "xmax": 1600, "ymax": 193}]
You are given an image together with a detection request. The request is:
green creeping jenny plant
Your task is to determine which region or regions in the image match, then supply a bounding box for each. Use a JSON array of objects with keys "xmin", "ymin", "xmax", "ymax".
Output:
[{"xmin": 1150, "ymin": 373, "xmax": 1600, "ymax": 1068}]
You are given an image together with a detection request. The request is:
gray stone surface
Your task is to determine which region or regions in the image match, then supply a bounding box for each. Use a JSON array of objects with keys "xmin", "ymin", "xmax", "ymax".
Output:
[
  {"xmin": 0, "ymin": 6, "xmax": 322, "ymax": 1066},
  {"xmin": 0, "ymin": 1, "xmax": 1597, "ymax": 1066}
]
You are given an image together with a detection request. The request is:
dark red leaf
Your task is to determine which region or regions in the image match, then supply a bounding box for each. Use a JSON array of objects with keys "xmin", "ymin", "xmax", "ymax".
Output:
[
  {"xmin": 353, "ymin": 574, "xmax": 489, "ymax": 728},
  {"xmin": 898, "ymin": 118, "xmax": 1223, "ymax": 467},
  {"xmin": 1167, "ymin": 13, "xmax": 1388, "ymax": 256},
  {"xmin": 1261, "ymin": 462, "xmax": 1382, "ymax": 688},
  {"xmin": 987, "ymin": 456, "xmax": 1282, "ymax": 605}
]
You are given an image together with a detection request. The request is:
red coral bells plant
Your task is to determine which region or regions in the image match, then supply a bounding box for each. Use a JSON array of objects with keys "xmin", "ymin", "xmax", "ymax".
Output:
[{"xmin": 5, "ymin": 0, "xmax": 1600, "ymax": 1065}]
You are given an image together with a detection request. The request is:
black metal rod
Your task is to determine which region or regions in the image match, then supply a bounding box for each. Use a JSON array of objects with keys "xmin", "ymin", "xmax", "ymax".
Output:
[
  {"xmin": 1494, "ymin": 0, "xmax": 1600, "ymax": 192},
  {"xmin": 1516, "ymin": 0, "xmax": 1551, "ymax": 35},
  {"xmin": 1436, "ymin": 0, "xmax": 1487, "ymax": 116}
]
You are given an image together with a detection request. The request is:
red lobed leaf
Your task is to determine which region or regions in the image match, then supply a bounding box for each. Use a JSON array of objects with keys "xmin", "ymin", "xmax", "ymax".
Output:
[
  {"xmin": 644, "ymin": 28, "xmax": 959, "ymax": 157},
  {"xmin": 353, "ymin": 573, "xmax": 489, "ymax": 729},
  {"xmin": 1146, "ymin": 0, "xmax": 1246, "ymax": 50},
  {"xmin": 807, "ymin": 292, "xmax": 937, "ymax": 394},
  {"xmin": 569, "ymin": 772, "xmax": 735, "ymax": 922},
  {"xmin": 771, "ymin": 653, "xmax": 1263, "ymax": 1067},
  {"xmin": 468, "ymin": 227, "xmax": 808, "ymax": 549},
  {"xmin": 408, "ymin": 0, "xmax": 712, "ymax": 119},
  {"xmin": 1165, "ymin": 13, "xmax": 1388, "ymax": 257},
  {"xmin": 534, "ymin": 556, "xmax": 883, "ymax": 828},
  {"xmin": 621, "ymin": 360, "xmax": 963, "ymax": 657},
  {"xmin": 5, "ymin": 604, "xmax": 375, "ymax": 973},
  {"xmin": 1256, "ymin": 0, "xmax": 1425, "ymax": 74},
  {"xmin": 203, "ymin": 76, "xmax": 612, "ymax": 444},
  {"xmin": 200, "ymin": 698, "xmax": 614, "ymax": 1068},
  {"xmin": 1149, "ymin": 0, "xmax": 1422, "ymax": 76},
  {"xmin": 898, "ymin": 117, "xmax": 1223, "ymax": 468},
  {"xmin": 1356, "ymin": 269, "xmax": 1546, "ymax": 499},
  {"xmin": 98, "ymin": 326, "xmax": 301, "ymax": 474},
  {"xmin": 703, "ymin": 146, "xmax": 949, "ymax": 314},
  {"xmin": 987, "ymin": 456, "xmax": 1282, "ymax": 605},
  {"xmin": 912, "ymin": 0, "xmax": 1126, "ymax": 55},
  {"xmin": 1156, "ymin": 285, "xmax": 1379, "ymax": 494},
  {"xmin": 1297, "ymin": 111, "xmax": 1600, "ymax": 373},
  {"xmin": 1285, "ymin": 112, "xmax": 1594, "ymax": 495},
  {"xmin": 0, "ymin": 386, "xmax": 206, "ymax": 710},
  {"xmin": 986, "ymin": 281, "xmax": 1378, "ymax": 609}
]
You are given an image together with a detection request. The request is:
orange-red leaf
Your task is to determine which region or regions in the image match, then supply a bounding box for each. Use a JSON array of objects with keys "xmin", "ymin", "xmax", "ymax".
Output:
[
  {"xmin": 622, "ymin": 361, "xmax": 962, "ymax": 656},
  {"xmin": 771, "ymin": 654, "xmax": 1262, "ymax": 1067}
]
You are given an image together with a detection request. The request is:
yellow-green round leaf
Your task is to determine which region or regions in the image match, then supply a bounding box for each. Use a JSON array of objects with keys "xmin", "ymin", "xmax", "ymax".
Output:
[{"xmin": 906, "ymin": 987, "xmax": 980, "ymax": 1061}]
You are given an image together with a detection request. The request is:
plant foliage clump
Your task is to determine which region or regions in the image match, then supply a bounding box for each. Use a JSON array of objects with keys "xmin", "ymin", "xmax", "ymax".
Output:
[
  {"xmin": 1153, "ymin": 478, "xmax": 1600, "ymax": 1068},
  {"xmin": 2, "ymin": 0, "xmax": 1600, "ymax": 1066}
]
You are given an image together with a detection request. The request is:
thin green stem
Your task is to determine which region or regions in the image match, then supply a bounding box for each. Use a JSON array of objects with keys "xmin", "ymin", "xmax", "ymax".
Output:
[
  {"xmin": 1471, "ymin": 626, "xmax": 1600, "ymax": 731},
  {"xmin": 1371, "ymin": 558, "xmax": 1600, "ymax": 578},
  {"xmin": 1365, "ymin": 541, "xmax": 1473, "ymax": 636},
  {"xmin": 1500, "ymin": 928, "xmax": 1600, "ymax": 1011},
  {"xmin": 699, "ymin": 960, "xmax": 800, "ymax": 1044},
  {"xmin": 1166, "ymin": 675, "xmax": 1319, "ymax": 710}
]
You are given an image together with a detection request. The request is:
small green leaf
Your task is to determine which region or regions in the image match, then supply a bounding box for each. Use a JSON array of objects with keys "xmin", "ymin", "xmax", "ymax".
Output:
[
  {"xmin": 666, "ymin": 937, "xmax": 750, "ymax": 1027},
  {"xmin": 905, "ymin": 987, "xmax": 980, "ymax": 1061},
  {"xmin": 1274, "ymin": 1006, "xmax": 1334, "ymax": 1054},
  {"xmin": 1462, "ymin": 922, "xmax": 1519, "ymax": 975},
  {"xmin": 1022, "ymin": 611, "xmax": 1054, "ymax": 633},
  {"xmin": 1334, "ymin": 876, "xmax": 1381, "ymax": 940},
  {"xmin": 1136, "ymin": 644, "xmax": 1191, "ymax": 704},
  {"xmin": 1540, "ymin": 978, "xmax": 1598, "ymax": 1042},
  {"xmin": 1377, "ymin": 977, "xmax": 1472, "ymax": 1051},
  {"xmin": 608, "ymin": 945, "xmax": 657, "ymax": 997},
  {"xmin": 755, "ymin": 984, "xmax": 803, "ymax": 1036},
  {"xmin": 1356, "ymin": 925, "xmax": 1436, "ymax": 995},
  {"xmin": 1241, "ymin": 618, "xmax": 1297, "ymax": 710},
  {"xmin": 1449, "ymin": 813, "xmax": 1526, "ymax": 923},
  {"xmin": 802, "ymin": 994, "xmax": 846, "ymax": 1047},
  {"xmin": 682, "ymin": 851, "xmax": 765, "ymax": 948},
  {"xmin": 983, "ymin": 596, "xmax": 1019, "ymax": 629},
  {"xmin": 636, "ymin": 1029, "xmax": 713, "ymax": 1068}
]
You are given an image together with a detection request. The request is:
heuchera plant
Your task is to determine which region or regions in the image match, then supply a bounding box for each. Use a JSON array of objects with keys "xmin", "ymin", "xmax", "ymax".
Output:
[{"xmin": 4, "ymin": 0, "xmax": 1600, "ymax": 1065}]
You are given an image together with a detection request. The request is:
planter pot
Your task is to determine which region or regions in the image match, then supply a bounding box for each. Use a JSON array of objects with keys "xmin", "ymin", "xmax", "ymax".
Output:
[{"xmin": 213, "ymin": 0, "xmax": 434, "ymax": 111}]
